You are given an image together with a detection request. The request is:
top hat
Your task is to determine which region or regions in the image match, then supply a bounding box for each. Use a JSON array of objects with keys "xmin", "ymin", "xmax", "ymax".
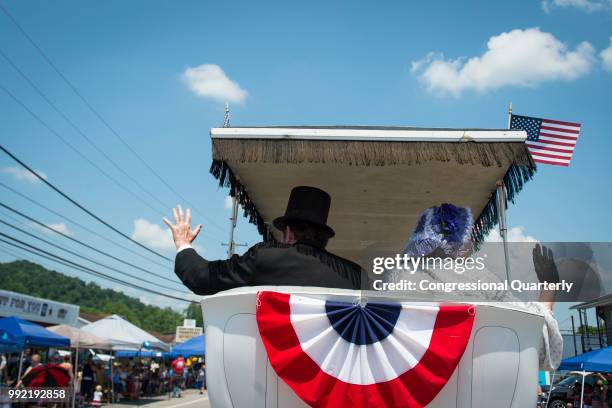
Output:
[{"xmin": 273, "ymin": 186, "xmax": 335, "ymax": 238}]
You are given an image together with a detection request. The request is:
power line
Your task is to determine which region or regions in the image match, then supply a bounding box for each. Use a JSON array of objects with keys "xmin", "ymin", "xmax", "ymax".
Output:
[
  {"xmin": 0, "ymin": 181, "xmax": 170, "ymax": 269},
  {"xmin": 0, "ymin": 144, "xmax": 172, "ymax": 261},
  {"xmin": 0, "ymin": 84, "xmax": 168, "ymax": 219},
  {"xmin": 0, "ymin": 47, "xmax": 177, "ymax": 216},
  {"xmin": 0, "ymin": 234, "xmax": 195, "ymax": 304},
  {"xmin": 0, "ymin": 216, "xmax": 184, "ymax": 289},
  {"xmin": 0, "ymin": 2, "xmax": 231, "ymax": 238},
  {"xmin": 0, "ymin": 201, "xmax": 175, "ymax": 280}
]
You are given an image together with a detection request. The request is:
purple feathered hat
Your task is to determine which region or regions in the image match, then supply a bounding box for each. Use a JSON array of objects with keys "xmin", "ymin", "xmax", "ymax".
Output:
[{"xmin": 404, "ymin": 203, "xmax": 473, "ymax": 258}]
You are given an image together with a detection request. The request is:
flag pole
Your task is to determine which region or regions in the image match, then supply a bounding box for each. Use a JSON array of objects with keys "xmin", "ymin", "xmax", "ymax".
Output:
[
  {"xmin": 507, "ymin": 102, "xmax": 512, "ymax": 128},
  {"xmin": 497, "ymin": 102, "xmax": 513, "ymax": 283}
]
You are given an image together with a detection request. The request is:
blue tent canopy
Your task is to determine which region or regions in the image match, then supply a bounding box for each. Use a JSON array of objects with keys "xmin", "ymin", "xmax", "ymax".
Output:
[
  {"xmin": 559, "ymin": 347, "xmax": 612, "ymax": 373},
  {"xmin": 171, "ymin": 335, "xmax": 205, "ymax": 357},
  {"xmin": 0, "ymin": 316, "xmax": 70, "ymax": 351}
]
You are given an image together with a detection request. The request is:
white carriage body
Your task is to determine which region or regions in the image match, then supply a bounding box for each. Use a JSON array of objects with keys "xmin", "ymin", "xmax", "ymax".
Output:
[{"xmin": 202, "ymin": 286, "xmax": 544, "ymax": 408}]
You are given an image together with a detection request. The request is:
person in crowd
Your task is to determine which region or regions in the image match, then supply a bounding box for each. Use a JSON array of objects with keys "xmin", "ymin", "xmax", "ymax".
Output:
[
  {"xmin": 196, "ymin": 364, "xmax": 206, "ymax": 395},
  {"xmin": 164, "ymin": 187, "xmax": 363, "ymax": 296},
  {"xmin": 81, "ymin": 356, "xmax": 95, "ymax": 401},
  {"xmin": 119, "ymin": 364, "xmax": 128, "ymax": 395},
  {"xmin": 170, "ymin": 355, "xmax": 185, "ymax": 398},
  {"xmin": 20, "ymin": 348, "xmax": 32, "ymax": 373},
  {"xmin": 16, "ymin": 354, "xmax": 41, "ymax": 387},
  {"xmin": 0, "ymin": 353, "xmax": 7, "ymax": 384},
  {"xmin": 59, "ymin": 355, "xmax": 73, "ymax": 380},
  {"xmin": 91, "ymin": 384, "xmax": 103, "ymax": 407},
  {"xmin": 594, "ymin": 378, "xmax": 606, "ymax": 408},
  {"xmin": 94, "ymin": 361, "xmax": 106, "ymax": 390},
  {"xmin": 112, "ymin": 366, "xmax": 123, "ymax": 402},
  {"xmin": 571, "ymin": 380, "xmax": 594, "ymax": 408},
  {"xmin": 158, "ymin": 364, "xmax": 168, "ymax": 394}
]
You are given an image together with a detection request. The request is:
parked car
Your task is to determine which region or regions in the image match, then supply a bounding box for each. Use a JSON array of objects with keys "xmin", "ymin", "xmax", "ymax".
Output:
[{"xmin": 544, "ymin": 373, "xmax": 597, "ymax": 408}]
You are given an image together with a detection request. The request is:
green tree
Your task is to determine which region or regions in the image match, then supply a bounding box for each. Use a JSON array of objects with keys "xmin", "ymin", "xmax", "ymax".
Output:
[
  {"xmin": 0, "ymin": 260, "xmax": 184, "ymax": 333},
  {"xmin": 184, "ymin": 302, "xmax": 204, "ymax": 328}
]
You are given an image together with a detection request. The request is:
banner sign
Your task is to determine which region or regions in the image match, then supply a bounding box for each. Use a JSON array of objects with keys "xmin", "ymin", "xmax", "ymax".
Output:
[
  {"xmin": 175, "ymin": 326, "xmax": 202, "ymax": 343},
  {"xmin": 0, "ymin": 289, "xmax": 79, "ymax": 326}
]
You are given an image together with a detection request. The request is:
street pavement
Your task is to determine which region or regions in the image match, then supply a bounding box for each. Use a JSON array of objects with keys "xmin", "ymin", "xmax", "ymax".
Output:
[{"xmin": 112, "ymin": 389, "xmax": 210, "ymax": 408}]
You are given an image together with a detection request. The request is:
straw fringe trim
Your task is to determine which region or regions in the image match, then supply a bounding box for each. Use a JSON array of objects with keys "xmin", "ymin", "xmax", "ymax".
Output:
[
  {"xmin": 211, "ymin": 139, "xmax": 534, "ymax": 167},
  {"xmin": 210, "ymin": 139, "xmax": 536, "ymax": 246}
]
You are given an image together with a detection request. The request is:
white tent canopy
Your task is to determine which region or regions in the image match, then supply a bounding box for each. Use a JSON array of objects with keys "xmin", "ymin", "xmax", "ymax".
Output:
[
  {"xmin": 80, "ymin": 314, "xmax": 168, "ymax": 351},
  {"xmin": 48, "ymin": 324, "xmax": 112, "ymax": 349}
]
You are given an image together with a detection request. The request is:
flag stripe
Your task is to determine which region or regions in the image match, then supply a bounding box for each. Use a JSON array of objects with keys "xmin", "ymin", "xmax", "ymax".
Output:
[
  {"xmin": 533, "ymin": 158, "xmax": 570, "ymax": 167},
  {"xmin": 530, "ymin": 154, "xmax": 571, "ymax": 163},
  {"xmin": 538, "ymin": 135, "xmax": 577, "ymax": 145},
  {"xmin": 539, "ymin": 132, "xmax": 578, "ymax": 141},
  {"xmin": 541, "ymin": 122, "xmax": 581, "ymax": 132},
  {"xmin": 540, "ymin": 127, "xmax": 580, "ymax": 136},
  {"xmin": 528, "ymin": 151, "xmax": 573, "ymax": 160},
  {"xmin": 542, "ymin": 118, "xmax": 581, "ymax": 127},
  {"xmin": 525, "ymin": 144, "xmax": 575, "ymax": 154},
  {"xmin": 527, "ymin": 139, "xmax": 576, "ymax": 148}
]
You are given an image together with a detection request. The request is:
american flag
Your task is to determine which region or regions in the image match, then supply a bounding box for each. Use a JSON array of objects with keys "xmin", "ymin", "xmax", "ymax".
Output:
[{"xmin": 510, "ymin": 114, "xmax": 581, "ymax": 167}]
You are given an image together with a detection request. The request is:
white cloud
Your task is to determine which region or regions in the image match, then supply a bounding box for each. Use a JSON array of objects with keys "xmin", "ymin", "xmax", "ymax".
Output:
[
  {"xmin": 486, "ymin": 226, "xmax": 538, "ymax": 243},
  {"xmin": 601, "ymin": 38, "xmax": 612, "ymax": 71},
  {"xmin": 542, "ymin": 0, "xmax": 611, "ymax": 13},
  {"xmin": 411, "ymin": 28, "xmax": 595, "ymax": 96},
  {"xmin": 32, "ymin": 222, "xmax": 73, "ymax": 237},
  {"xmin": 131, "ymin": 218, "xmax": 175, "ymax": 251},
  {"xmin": 2, "ymin": 166, "xmax": 47, "ymax": 184},
  {"xmin": 182, "ymin": 64, "xmax": 247, "ymax": 104},
  {"xmin": 47, "ymin": 222, "xmax": 72, "ymax": 236}
]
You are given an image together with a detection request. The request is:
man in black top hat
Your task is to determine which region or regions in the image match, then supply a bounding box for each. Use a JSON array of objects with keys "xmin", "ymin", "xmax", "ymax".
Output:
[{"xmin": 164, "ymin": 186, "xmax": 362, "ymax": 296}]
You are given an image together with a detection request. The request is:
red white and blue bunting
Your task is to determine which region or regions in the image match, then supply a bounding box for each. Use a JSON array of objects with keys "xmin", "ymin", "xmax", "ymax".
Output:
[{"xmin": 256, "ymin": 291, "xmax": 475, "ymax": 408}]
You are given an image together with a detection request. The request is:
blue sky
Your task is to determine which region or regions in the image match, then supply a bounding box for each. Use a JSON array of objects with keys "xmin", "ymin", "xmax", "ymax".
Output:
[{"xmin": 0, "ymin": 0, "xmax": 611, "ymax": 324}]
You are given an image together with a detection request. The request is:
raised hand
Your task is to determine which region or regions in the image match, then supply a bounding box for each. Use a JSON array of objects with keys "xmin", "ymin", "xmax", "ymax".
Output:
[
  {"xmin": 163, "ymin": 205, "xmax": 202, "ymax": 251},
  {"xmin": 533, "ymin": 243, "xmax": 559, "ymax": 284}
]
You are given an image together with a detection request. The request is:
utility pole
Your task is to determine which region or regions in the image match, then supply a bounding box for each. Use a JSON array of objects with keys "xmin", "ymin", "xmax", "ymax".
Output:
[
  {"xmin": 222, "ymin": 197, "xmax": 247, "ymax": 256},
  {"xmin": 220, "ymin": 103, "xmax": 247, "ymax": 257}
]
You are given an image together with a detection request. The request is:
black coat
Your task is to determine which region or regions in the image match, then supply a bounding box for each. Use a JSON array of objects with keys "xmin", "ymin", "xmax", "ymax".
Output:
[{"xmin": 175, "ymin": 241, "xmax": 362, "ymax": 295}]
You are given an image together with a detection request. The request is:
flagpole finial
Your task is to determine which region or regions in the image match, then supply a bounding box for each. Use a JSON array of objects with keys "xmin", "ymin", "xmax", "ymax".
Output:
[{"xmin": 223, "ymin": 103, "xmax": 230, "ymax": 128}]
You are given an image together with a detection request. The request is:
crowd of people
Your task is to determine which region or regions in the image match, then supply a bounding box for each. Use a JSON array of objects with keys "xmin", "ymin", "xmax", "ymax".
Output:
[
  {"xmin": 1, "ymin": 348, "xmax": 206, "ymax": 406},
  {"xmin": 77, "ymin": 354, "xmax": 206, "ymax": 404}
]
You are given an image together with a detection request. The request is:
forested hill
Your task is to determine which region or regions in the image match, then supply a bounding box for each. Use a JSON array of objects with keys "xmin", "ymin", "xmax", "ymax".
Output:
[{"xmin": 0, "ymin": 260, "xmax": 187, "ymax": 333}]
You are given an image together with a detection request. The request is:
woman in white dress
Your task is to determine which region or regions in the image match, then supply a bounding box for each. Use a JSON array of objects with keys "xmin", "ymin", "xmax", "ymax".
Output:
[{"xmin": 391, "ymin": 203, "xmax": 563, "ymax": 371}]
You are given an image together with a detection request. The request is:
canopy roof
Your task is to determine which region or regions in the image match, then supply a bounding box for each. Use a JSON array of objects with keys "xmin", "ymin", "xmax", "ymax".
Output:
[
  {"xmin": 210, "ymin": 126, "xmax": 536, "ymax": 265},
  {"xmin": 80, "ymin": 314, "xmax": 168, "ymax": 351},
  {"xmin": 48, "ymin": 324, "xmax": 112, "ymax": 349},
  {"xmin": 570, "ymin": 293, "xmax": 612, "ymax": 310},
  {"xmin": 0, "ymin": 316, "xmax": 70, "ymax": 351},
  {"xmin": 559, "ymin": 347, "xmax": 612, "ymax": 373},
  {"xmin": 171, "ymin": 334, "xmax": 205, "ymax": 357}
]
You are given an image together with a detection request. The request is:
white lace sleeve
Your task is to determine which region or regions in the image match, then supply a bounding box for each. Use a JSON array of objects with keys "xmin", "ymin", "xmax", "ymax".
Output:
[{"xmin": 523, "ymin": 302, "xmax": 563, "ymax": 371}]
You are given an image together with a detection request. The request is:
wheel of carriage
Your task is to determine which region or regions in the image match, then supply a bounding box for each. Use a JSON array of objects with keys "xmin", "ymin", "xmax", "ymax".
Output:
[{"xmin": 548, "ymin": 398, "xmax": 567, "ymax": 408}]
